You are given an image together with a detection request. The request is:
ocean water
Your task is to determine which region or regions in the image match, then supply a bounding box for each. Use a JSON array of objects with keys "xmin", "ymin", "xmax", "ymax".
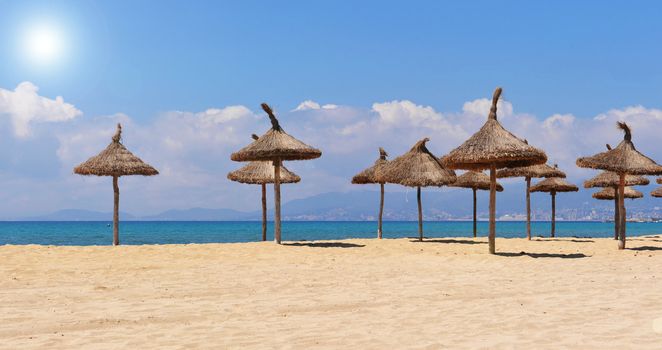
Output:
[{"xmin": 1, "ymin": 221, "xmax": 661, "ymax": 246}]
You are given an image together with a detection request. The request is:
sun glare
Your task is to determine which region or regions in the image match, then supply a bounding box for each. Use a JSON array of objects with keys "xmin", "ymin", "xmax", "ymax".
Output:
[{"xmin": 24, "ymin": 24, "xmax": 64, "ymax": 65}]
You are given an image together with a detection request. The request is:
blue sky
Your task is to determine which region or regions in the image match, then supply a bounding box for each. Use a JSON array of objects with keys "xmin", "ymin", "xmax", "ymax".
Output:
[{"xmin": 0, "ymin": 1, "xmax": 662, "ymax": 218}]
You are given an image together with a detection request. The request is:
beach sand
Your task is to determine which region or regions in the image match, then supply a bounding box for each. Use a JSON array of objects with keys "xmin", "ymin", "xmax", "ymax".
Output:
[{"xmin": 1, "ymin": 236, "xmax": 662, "ymax": 349}]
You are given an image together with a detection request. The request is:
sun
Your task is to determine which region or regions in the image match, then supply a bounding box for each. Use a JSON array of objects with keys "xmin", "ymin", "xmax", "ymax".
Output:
[{"xmin": 24, "ymin": 24, "xmax": 65, "ymax": 65}]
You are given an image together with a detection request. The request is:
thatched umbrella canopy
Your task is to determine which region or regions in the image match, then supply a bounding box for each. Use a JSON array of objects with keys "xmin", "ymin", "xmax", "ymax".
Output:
[
  {"xmin": 577, "ymin": 122, "xmax": 662, "ymax": 249},
  {"xmin": 451, "ymin": 171, "xmax": 503, "ymax": 238},
  {"xmin": 74, "ymin": 123, "xmax": 158, "ymax": 245},
  {"xmin": 651, "ymin": 187, "xmax": 662, "ymax": 198},
  {"xmin": 376, "ymin": 138, "xmax": 456, "ymax": 241},
  {"xmin": 657, "ymin": 177, "xmax": 662, "ymax": 185},
  {"xmin": 228, "ymin": 134, "xmax": 301, "ymax": 241},
  {"xmin": 529, "ymin": 177, "xmax": 578, "ymax": 238},
  {"xmin": 441, "ymin": 87, "xmax": 547, "ymax": 253},
  {"xmin": 231, "ymin": 103, "xmax": 321, "ymax": 244},
  {"xmin": 351, "ymin": 147, "xmax": 389, "ymax": 238},
  {"xmin": 593, "ymin": 187, "xmax": 643, "ymax": 200},
  {"xmin": 497, "ymin": 160, "xmax": 565, "ymax": 240},
  {"xmin": 584, "ymin": 170, "xmax": 649, "ymax": 240}
]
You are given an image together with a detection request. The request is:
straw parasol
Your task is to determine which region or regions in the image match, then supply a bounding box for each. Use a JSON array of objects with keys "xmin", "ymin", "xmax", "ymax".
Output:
[
  {"xmin": 497, "ymin": 158, "xmax": 565, "ymax": 240},
  {"xmin": 74, "ymin": 124, "xmax": 158, "ymax": 245},
  {"xmin": 450, "ymin": 171, "xmax": 503, "ymax": 238},
  {"xmin": 584, "ymin": 168, "xmax": 649, "ymax": 240},
  {"xmin": 657, "ymin": 177, "xmax": 662, "ymax": 185},
  {"xmin": 593, "ymin": 186, "xmax": 643, "ymax": 200},
  {"xmin": 228, "ymin": 134, "xmax": 301, "ymax": 241},
  {"xmin": 441, "ymin": 87, "xmax": 547, "ymax": 253},
  {"xmin": 231, "ymin": 103, "xmax": 321, "ymax": 244},
  {"xmin": 651, "ymin": 187, "xmax": 662, "ymax": 198},
  {"xmin": 351, "ymin": 147, "xmax": 389, "ymax": 238},
  {"xmin": 529, "ymin": 176, "xmax": 578, "ymax": 238},
  {"xmin": 577, "ymin": 122, "xmax": 662, "ymax": 249},
  {"xmin": 375, "ymin": 138, "xmax": 456, "ymax": 241}
]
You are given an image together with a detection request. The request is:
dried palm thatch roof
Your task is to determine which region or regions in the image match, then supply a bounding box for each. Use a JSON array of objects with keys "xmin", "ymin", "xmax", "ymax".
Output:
[
  {"xmin": 352, "ymin": 147, "xmax": 389, "ymax": 184},
  {"xmin": 375, "ymin": 138, "xmax": 456, "ymax": 187},
  {"xmin": 227, "ymin": 135, "xmax": 301, "ymax": 184},
  {"xmin": 576, "ymin": 122, "xmax": 662, "ymax": 175},
  {"xmin": 657, "ymin": 177, "xmax": 662, "ymax": 185},
  {"xmin": 441, "ymin": 87, "xmax": 547, "ymax": 170},
  {"xmin": 651, "ymin": 187, "xmax": 662, "ymax": 198},
  {"xmin": 231, "ymin": 104, "xmax": 322, "ymax": 162},
  {"xmin": 74, "ymin": 124, "xmax": 158, "ymax": 177},
  {"xmin": 584, "ymin": 171, "xmax": 649, "ymax": 188},
  {"xmin": 530, "ymin": 177, "xmax": 579, "ymax": 193},
  {"xmin": 497, "ymin": 159, "xmax": 565, "ymax": 179},
  {"xmin": 451, "ymin": 171, "xmax": 504, "ymax": 191},
  {"xmin": 593, "ymin": 187, "xmax": 643, "ymax": 200}
]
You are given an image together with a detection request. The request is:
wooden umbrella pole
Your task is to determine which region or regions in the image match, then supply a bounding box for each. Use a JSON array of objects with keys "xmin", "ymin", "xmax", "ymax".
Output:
[
  {"xmin": 613, "ymin": 188, "xmax": 619, "ymax": 240},
  {"xmin": 378, "ymin": 183, "xmax": 384, "ymax": 239},
  {"xmin": 618, "ymin": 173, "xmax": 626, "ymax": 249},
  {"xmin": 551, "ymin": 191, "xmax": 556, "ymax": 238},
  {"xmin": 526, "ymin": 177, "xmax": 531, "ymax": 240},
  {"xmin": 261, "ymin": 183, "xmax": 267, "ymax": 241},
  {"xmin": 112, "ymin": 175, "xmax": 120, "ymax": 246},
  {"xmin": 472, "ymin": 188, "xmax": 477, "ymax": 238},
  {"xmin": 274, "ymin": 159, "xmax": 282, "ymax": 244},
  {"xmin": 489, "ymin": 165, "xmax": 496, "ymax": 254},
  {"xmin": 417, "ymin": 186, "xmax": 423, "ymax": 241}
]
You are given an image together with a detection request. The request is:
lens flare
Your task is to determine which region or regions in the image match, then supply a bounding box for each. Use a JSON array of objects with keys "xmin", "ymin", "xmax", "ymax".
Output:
[{"xmin": 24, "ymin": 25, "xmax": 64, "ymax": 65}]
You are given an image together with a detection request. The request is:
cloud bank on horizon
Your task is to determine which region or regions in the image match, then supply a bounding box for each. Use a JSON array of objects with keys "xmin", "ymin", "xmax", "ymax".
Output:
[{"xmin": 1, "ymin": 81, "xmax": 662, "ymax": 218}]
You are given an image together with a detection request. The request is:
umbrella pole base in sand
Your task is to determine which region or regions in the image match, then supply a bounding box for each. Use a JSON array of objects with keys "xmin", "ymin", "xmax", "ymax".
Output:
[{"xmin": 113, "ymin": 175, "xmax": 120, "ymax": 246}]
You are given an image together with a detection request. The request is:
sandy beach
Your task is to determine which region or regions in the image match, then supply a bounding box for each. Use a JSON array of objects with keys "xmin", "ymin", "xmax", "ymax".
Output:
[{"xmin": 2, "ymin": 236, "xmax": 662, "ymax": 349}]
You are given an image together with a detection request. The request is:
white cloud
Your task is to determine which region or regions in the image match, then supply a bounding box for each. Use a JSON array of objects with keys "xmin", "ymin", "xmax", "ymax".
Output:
[
  {"xmin": 293, "ymin": 100, "xmax": 338, "ymax": 111},
  {"xmin": 0, "ymin": 82, "xmax": 82, "ymax": 137}
]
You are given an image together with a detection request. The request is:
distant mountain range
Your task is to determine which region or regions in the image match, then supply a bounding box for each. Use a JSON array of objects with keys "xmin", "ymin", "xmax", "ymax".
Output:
[{"xmin": 15, "ymin": 189, "xmax": 662, "ymax": 221}]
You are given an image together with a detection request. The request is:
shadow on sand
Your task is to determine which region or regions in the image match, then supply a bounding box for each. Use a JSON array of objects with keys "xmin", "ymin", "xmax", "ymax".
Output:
[
  {"xmin": 532, "ymin": 238, "xmax": 594, "ymax": 243},
  {"xmin": 283, "ymin": 242, "xmax": 365, "ymax": 248},
  {"xmin": 411, "ymin": 238, "xmax": 486, "ymax": 245},
  {"xmin": 627, "ymin": 246, "xmax": 662, "ymax": 251},
  {"xmin": 496, "ymin": 251, "xmax": 589, "ymax": 259}
]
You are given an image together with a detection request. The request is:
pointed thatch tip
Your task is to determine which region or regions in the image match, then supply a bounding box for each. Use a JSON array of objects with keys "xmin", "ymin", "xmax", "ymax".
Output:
[
  {"xmin": 251, "ymin": 134, "xmax": 259, "ymax": 141},
  {"xmin": 412, "ymin": 137, "xmax": 430, "ymax": 151},
  {"xmin": 488, "ymin": 87, "xmax": 503, "ymax": 120},
  {"xmin": 617, "ymin": 121, "xmax": 631, "ymax": 141},
  {"xmin": 112, "ymin": 123, "xmax": 122, "ymax": 143},
  {"xmin": 606, "ymin": 144, "xmax": 612, "ymax": 150},
  {"xmin": 379, "ymin": 147, "xmax": 388, "ymax": 160},
  {"xmin": 261, "ymin": 103, "xmax": 282, "ymax": 131}
]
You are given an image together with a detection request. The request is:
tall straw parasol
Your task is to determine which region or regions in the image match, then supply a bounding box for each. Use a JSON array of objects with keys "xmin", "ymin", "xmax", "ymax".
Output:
[
  {"xmin": 529, "ymin": 175, "xmax": 578, "ymax": 238},
  {"xmin": 450, "ymin": 171, "xmax": 503, "ymax": 238},
  {"xmin": 376, "ymin": 138, "xmax": 456, "ymax": 241},
  {"xmin": 584, "ymin": 168, "xmax": 649, "ymax": 240},
  {"xmin": 497, "ymin": 157, "xmax": 565, "ymax": 240},
  {"xmin": 228, "ymin": 134, "xmax": 301, "ymax": 241},
  {"xmin": 651, "ymin": 187, "xmax": 662, "ymax": 198},
  {"xmin": 593, "ymin": 186, "xmax": 643, "ymax": 200},
  {"xmin": 74, "ymin": 124, "xmax": 158, "ymax": 245},
  {"xmin": 577, "ymin": 122, "xmax": 662, "ymax": 249},
  {"xmin": 441, "ymin": 87, "xmax": 547, "ymax": 253},
  {"xmin": 351, "ymin": 147, "xmax": 389, "ymax": 238},
  {"xmin": 231, "ymin": 104, "xmax": 321, "ymax": 244}
]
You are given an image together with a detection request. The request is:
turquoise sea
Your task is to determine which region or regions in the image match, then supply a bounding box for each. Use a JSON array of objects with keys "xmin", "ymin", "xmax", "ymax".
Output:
[{"xmin": 1, "ymin": 221, "xmax": 661, "ymax": 245}]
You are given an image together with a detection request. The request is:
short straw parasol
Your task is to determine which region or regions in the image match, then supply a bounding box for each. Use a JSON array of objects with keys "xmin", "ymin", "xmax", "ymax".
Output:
[
  {"xmin": 441, "ymin": 87, "xmax": 547, "ymax": 254},
  {"xmin": 651, "ymin": 187, "xmax": 662, "ymax": 198},
  {"xmin": 228, "ymin": 134, "xmax": 301, "ymax": 241},
  {"xmin": 497, "ymin": 157, "xmax": 565, "ymax": 240},
  {"xmin": 74, "ymin": 124, "xmax": 158, "ymax": 245},
  {"xmin": 577, "ymin": 122, "xmax": 662, "ymax": 249},
  {"xmin": 450, "ymin": 171, "xmax": 503, "ymax": 238},
  {"xmin": 529, "ymin": 175, "xmax": 578, "ymax": 238},
  {"xmin": 351, "ymin": 147, "xmax": 390, "ymax": 238},
  {"xmin": 375, "ymin": 138, "xmax": 456, "ymax": 241},
  {"xmin": 584, "ymin": 167, "xmax": 649, "ymax": 240},
  {"xmin": 231, "ymin": 103, "xmax": 321, "ymax": 244},
  {"xmin": 593, "ymin": 186, "xmax": 643, "ymax": 200}
]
